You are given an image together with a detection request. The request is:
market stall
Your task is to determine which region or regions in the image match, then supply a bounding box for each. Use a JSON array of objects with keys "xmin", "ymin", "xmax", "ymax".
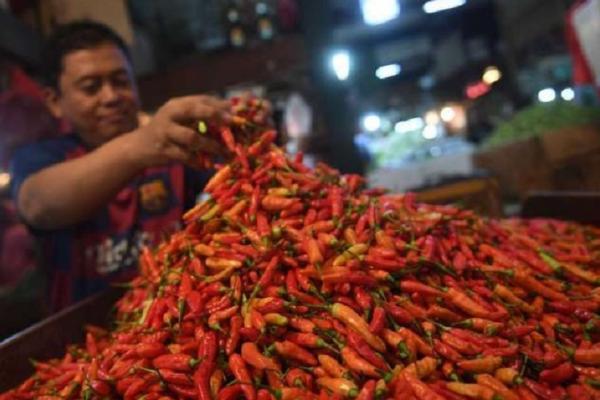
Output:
[{"xmin": 2, "ymin": 1, "xmax": 600, "ymax": 399}]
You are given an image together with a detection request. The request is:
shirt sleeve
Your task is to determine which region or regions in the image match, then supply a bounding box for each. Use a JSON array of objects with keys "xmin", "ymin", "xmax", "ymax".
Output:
[{"xmin": 9, "ymin": 141, "xmax": 67, "ymax": 205}]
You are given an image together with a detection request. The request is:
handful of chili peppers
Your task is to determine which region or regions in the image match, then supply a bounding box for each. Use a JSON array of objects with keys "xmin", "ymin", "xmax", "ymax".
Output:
[{"xmin": 3, "ymin": 96, "xmax": 600, "ymax": 400}]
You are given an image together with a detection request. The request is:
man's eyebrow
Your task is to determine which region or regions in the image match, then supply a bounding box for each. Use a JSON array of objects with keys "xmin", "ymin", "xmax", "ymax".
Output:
[{"xmin": 73, "ymin": 68, "xmax": 129, "ymax": 85}]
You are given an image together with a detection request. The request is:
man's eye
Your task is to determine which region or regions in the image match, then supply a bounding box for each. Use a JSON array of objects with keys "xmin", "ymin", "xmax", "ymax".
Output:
[
  {"xmin": 80, "ymin": 81, "xmax": 101, "ymax": 95},
  {"xmin": 112, "ymin": 75, "xmax": 132, "ymax": 89}
]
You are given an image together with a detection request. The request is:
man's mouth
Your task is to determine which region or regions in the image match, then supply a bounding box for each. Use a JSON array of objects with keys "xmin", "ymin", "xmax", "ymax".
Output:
[{"xmin": 100, "ymin": 113, "xmax": 128, "ymax": 125}]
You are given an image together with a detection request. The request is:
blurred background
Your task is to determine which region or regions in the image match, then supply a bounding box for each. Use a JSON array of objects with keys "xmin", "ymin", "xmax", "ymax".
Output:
[{"xmin": 0, "ymin": 0, "xmax": 599, "ymax": 336}]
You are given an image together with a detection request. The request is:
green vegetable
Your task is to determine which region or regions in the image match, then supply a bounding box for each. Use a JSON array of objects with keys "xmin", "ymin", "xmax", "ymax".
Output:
[{"xmin": 484, "ymin": 103, "xmax": 600, "ymax": 148}]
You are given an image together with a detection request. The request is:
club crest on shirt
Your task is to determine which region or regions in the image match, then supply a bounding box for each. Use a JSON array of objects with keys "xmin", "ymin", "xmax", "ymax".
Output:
[{"xmin": 139, "ymin": 178, "xmax": 169, "ymax": 213}]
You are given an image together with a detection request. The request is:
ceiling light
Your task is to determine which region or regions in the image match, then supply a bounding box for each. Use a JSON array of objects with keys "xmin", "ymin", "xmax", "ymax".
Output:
[
  {"xmin": 360, "ymin": 0, "xmax": 401, "ymax": 25},
  {"xmin": 425, "ymin": 110, "xmax": 440, "ymax": 126},
  {"xmin": 422, "ymin": 125, "xmax": 438, "ymax": 139},
  {"xmin": 331, "ymin": 51, "xmax": 351, "ymax": 81},
  {"xmin": 482, "ymin": 66, "xmax": 502, "ymax": 85},
  {"xmin": 538, "ymin": 88, "xmax": 556, "ymax": 103},
  {"xmin": 362, "ymin": 113, "xmax": 382, "ymax": 132},
  {"xmin": 440, "ymin": 106, "xmax": 456, "ymax": 122},
  {"xmin": 423, "ymin": 0, "xmax": 466, "ymax": 14},
  {"xmin": 376, "ymin": 63, "xmax": 402, "ymax": 79},
  {"xmin": 561, "ymin": 87, "xmax": 575, "ymax": 101}
]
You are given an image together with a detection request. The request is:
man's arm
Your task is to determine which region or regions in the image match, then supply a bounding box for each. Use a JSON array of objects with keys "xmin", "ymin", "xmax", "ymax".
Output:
[
  {"xmin": 17, "ymin": 133, "xmax": 143, "ymax": 229},
  {"xmin": 16, "ymin": 95, "xmax": 230, "ymax": 230}
]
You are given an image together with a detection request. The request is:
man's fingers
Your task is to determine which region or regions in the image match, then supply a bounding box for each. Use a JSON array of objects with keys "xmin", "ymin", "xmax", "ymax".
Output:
[
  {"xmin": 166, "ymin": 125, "xmax": 200, "ymax": 149},
  {"xmin": 165, "ymin": 124, "xmax": 224, "ymax": 157},
  {"xmin": 163, "ymin": 144, "xmax": 195, "ymax": 164},
  {"xmin": 165, "ymin": 96, "xmax": 231, "ymax": 124},
  {"xmin": 196, "ymin": 135, "xmax": 225, "ymax": 156}
]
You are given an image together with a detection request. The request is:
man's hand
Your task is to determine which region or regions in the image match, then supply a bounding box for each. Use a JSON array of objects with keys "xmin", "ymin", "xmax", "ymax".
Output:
[{"xmin": 127, "ymin": 95, "xmax": 231, "ymax": 168}]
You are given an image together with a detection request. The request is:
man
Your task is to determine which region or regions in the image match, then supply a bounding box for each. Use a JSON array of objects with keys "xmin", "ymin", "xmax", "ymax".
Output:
[{"xmin": 10, "ymin": 21, "xmax": 230, "ymax": 311}]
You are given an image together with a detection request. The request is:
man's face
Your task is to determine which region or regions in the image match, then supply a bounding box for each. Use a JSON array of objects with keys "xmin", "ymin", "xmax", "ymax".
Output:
[{"xmin": 48, "ymin": 43, "xmax": 140, "ymax": 146}]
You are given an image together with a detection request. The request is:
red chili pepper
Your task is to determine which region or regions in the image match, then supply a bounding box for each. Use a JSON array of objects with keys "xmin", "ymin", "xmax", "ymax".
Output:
[
  {"xmin": 280, "ymin": 202, "xmax": 305, "ymax": 218},
  {"xmin": 329, "ymin": 186, "xmax": 343, "ymax": 219},
  {"xmin": 195, "ymin": 331, "xmax": 218, "ymax": 400},
  {"xmin": 217, "ymin": 383, "xmax": 245, "ymax": 400},
  {"xmin": 303, "ymin": 208, "xmax": 318, "ymax": 227},
  {"xmin": 433, "ymin": 339, "xmax": 462, "ymax": 363},
  {"xmin": 286, "ymin": 332, "xmax": 329, "ymax": 349},
  {"xmin": 482, "ymin": 344, "xmax": 519, "ymax": 358},
  {"xmin": 248, "ymin": 129, "xmax": 277, "ymax": 156},
  {"xmin": 341, "ymin": 346, "xmax": 379, "ymax": 378},
  {"xmin": 205, "ymin": 164, "xmax": 232, "ymax": 192},
  {"xmin": 322, "ymin": 271, "xmax": 377, "ymax": 287},
  {"xmin": 363, "ymin": 254, "xmax": 405, "ymax": 270},
  {"xmin": 289, "ymin": 317, "xmax": 316, "ymax": 333},
  {"xmin": 513, "ymin": 269, "xmax": 569, "ymax": 302},
  {"xmin": 241, "ymin": 342, "xmax": 281, "ymax": 371},
  {"xmin": 253, "ymin": 297, "xmax": 286, "ymax": 314},
  {"xmin": 220, "ymin": 126, "xmax": 236, "ymax": 152},
  {"xmin": 256, "ymin": 211, "xmax": 270, "ymax": 237},
  {"xmin": 136, "ymin": 342, "xmax": 167, "ymax": 359},
  {"xmin": 354, "ymin": 287, "xmax": 373, "ymax": 311},
  {"xmin": 369, "ymin": 246, "xmax": 396, "ymax": 259},
  {"xmin": 85, "ymin": 332, "xmax": 98, "ymax": 357},
  {"xmin": 403, "ymin": 373, "xmax": 445, "ymax": 400},
  {"xmin": 216, "ymin": 183, "xmax": 242, "ymax": 208},
  {"xmin": 384, "ymin": 302, "xmax": 413, "ymax": 324},
  {"xmin": 331, "ymin": 303, "xmax": 386, "ymax": 352},
  {"xmin": 575, "ymin": 366, "xmax": 600, "ymax": 378},
  {"xmin": 229, "ymin": 353, "xmax": 257, "ymax": 400},
  {"xmin": 540, "ymin": 362, "xmax": 575, "ymax": 384},
  {"xmin": 524, "ymin": 378, "xmax": 565, "ymax": 399},
  {"xmin": 274, "ymin": 340, "xmax": 318, "ymax": 366},
  {"xmin": 576, "ymin": 347, "xmax": 600, "ymax": 365},
  {"xmin": 90, "ymin": 379, "xmax": 111, "ymax": 396},
  {"xmin": 253, "ymin": 255, "xmax": 279, "ymax": 297},
  {"xmin": 257, "ymin": 388, "xmax": 275, "ymax": 400},
  {"xmin": 346, "ymin": 329, "xmax": 388, "ymax": 371},
  {"xmin": 501, "ymin": 324, "xmax": 536, "ymax": 338},
  {"xmin": 457, "ymin": 356, "xmax": 503, "ymax": 373},
  {"xmin": 400, "ymin": 280, "xmax": 443, "ymax": 297},
  {"xmin": 441, "ymin": 332, "xmax": 482, "ymax": 356},
  {"xmin": 355, "ymin": 213, "xmax": 369, "ymax": 236},
  {"xmin": 159, "ymin": 368, "xmax": 193, "ymax": 385},
  {"xmin": 152, "ymin": 353, "xmax": 198, "ymax": 372},
  {"xmin": 235, "ymin": 144, "xmax": 250, "ymax": 173},
  {"xmin": 304, "ymin": 237, "xmax": 323, "ymax": 266},
  {"xmin": 369, "ymin": 306, "xmax": 386, "ymax": 334},
  {"xmin": 285, "ymin": 368, "xmax": 314, "ymax": 390},
  {"xmin": 355, "ymin": 380, "xmax": 376, "ymax": 400},
  {"xmin": 567, "ymin": 384, "xmax": 593, "ymax": 400},
  {"xmin": 224, "ymin": 315, "xmax": 243, "ymax": 355},
  {"xmin": 367, "ymin": 201, "xmax": 378, "ymax": 229},
  {"xmin": 445, "ymin": 287, "xmax": 504, "ymax": 321},
  {"xmin": 262, "ymin": 195, "xmax": 297, "ymax": 211}
]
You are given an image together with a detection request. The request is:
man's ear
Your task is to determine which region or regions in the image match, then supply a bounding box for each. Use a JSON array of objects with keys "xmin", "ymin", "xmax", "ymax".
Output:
[{"xmin": 44, "ymin": 87, "xmax": 63, "ymax": 119}]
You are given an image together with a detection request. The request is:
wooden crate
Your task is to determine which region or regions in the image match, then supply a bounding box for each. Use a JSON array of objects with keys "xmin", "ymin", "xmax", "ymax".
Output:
[
  {"xmin": 0, "ymin": 288, "xmax": 122, "ymax": 391},
  {"xmin": 474, "ymin": 126, "xmax": 600, "ymax": 199},
  {"xmin": 521, "ymin": 191, "xmax": 600, "ymax": 226},
  {"xmin": 415, "ymin": 176, "xmax": 503, "ymax": 217}
]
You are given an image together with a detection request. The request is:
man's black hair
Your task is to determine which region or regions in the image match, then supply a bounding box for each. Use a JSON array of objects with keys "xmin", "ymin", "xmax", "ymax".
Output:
[{"xmin": 43, "ymin": 20, "xmax": 131, "ymax": 89}]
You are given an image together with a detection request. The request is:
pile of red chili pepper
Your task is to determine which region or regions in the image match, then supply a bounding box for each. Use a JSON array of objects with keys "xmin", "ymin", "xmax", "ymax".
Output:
[{"xmin": 3, "ymin": 98, "xmax": 600, "ymax": 400}]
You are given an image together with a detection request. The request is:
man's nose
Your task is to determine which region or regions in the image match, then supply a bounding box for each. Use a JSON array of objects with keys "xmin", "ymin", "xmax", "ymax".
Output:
[{"xmin": 99, "ymin": 83, "xmax": 120, "ymax": 104}]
